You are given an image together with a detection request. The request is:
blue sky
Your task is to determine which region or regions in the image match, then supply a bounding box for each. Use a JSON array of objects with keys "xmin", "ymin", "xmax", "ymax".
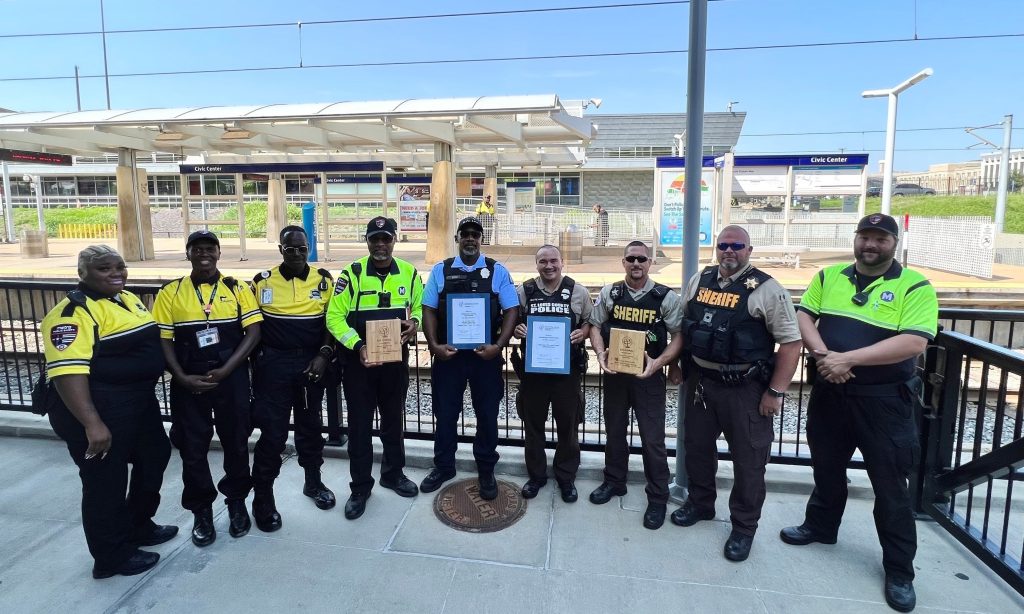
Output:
[{"xmin": 0, "ymin": 0, "xmax": 1021, "ymax": 171}]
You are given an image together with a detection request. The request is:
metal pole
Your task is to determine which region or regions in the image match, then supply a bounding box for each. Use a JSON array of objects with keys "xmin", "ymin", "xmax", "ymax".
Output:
[
  {"xmin": 1, "ymin": 161, "xmax": 13, "ymax": 242},
  {"xmin": 880, "ymin": 92, "xmax": 898, "ymax": 215},
  {"xmin": 74, "ymin": 66, "xmax": 82, "ymax": 111},
  {"xmin": 995, "ymin": 114, "xmax": 1013, "ymax": 234},
  {"xmin": 672, "ymin": 0, "xmax": 707, "ymax": 502},
  {"xmin": 100, "ymin": 0, "xmax": 112, "ymax": 110},
  {"xmin": 34, "ymin": 175, "xmax": 45, "ymax": 232}
]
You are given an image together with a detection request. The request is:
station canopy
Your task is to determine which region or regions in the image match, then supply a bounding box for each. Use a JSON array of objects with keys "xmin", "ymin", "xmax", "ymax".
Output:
[{"xmin": 0, "ymin": 94, "xmax": 595, "ymax": 169}]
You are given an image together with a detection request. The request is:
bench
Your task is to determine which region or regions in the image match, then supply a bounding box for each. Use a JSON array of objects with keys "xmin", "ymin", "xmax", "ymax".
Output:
[{"xmin": 751, "ymin": 245, "xmax": 809, "ymax": 268}]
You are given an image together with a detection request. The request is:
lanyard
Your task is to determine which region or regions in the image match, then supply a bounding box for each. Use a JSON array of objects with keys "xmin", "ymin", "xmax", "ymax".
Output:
[{"xmin": 193, "ymin": 281, "xmax": 219, "ymax": 327}]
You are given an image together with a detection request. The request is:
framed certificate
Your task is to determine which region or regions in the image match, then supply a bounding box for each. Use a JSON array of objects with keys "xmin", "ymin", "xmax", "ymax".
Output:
[
  {"xmin": 525, "ymin": 316, "xmax": 571, "ymax": 375},
  {"xmin": 446, "ymin": 293, "xmax": 491, "ymax": 349}
]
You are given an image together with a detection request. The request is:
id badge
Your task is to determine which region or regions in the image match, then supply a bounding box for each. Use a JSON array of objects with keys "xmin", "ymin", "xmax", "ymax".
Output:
[
  {"xmin": 196, "ymin": 327, "xmax": 220, "ymax": 348},
  {"xmin": 260, "ymin": 287, "xmax": 273, "ymax": 304}
]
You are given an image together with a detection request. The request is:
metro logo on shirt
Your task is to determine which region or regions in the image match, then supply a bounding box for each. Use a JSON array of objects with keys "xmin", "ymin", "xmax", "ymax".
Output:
[{"xmin": 50, "ymin": 324, "xmax": 78, "ymax": 350}]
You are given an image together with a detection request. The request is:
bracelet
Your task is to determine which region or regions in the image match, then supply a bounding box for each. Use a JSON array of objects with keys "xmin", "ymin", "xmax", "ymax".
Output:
[
  {"xmin": 767, "ymin": 386, "xmax": 786, "ymax": 398},
  {"xmin": 318, "ymin": 345, "xmax": 334, "ymax": 358}
]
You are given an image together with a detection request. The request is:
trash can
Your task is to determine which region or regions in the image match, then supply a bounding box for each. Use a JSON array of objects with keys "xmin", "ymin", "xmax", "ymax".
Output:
[
  {"xmin": 559, "ymin": 226, "xmax": 583, "ymax": 264},
  {"xmin": 20, "ymin": 229, "xmax": 48, "ymax": 259}
]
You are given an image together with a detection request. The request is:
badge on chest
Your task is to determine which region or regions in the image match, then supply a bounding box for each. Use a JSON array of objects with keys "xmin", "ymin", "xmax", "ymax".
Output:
[
  {"xmin": 260, "ymin": 287, "xmax": 273, "ymax": 304},
  {"xmin": 196, "ymin": 327, "xmax": 220, "ymax": 348}
]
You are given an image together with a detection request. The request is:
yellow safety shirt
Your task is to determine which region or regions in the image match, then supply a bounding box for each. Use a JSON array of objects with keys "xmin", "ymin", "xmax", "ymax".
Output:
[
  {"xmin": 42, "ymin": 286, "xmax": 164, "ymax": 384},
  {"xmin": 251, "ymin": 264, "xmax": 332, "ymax": 350}
]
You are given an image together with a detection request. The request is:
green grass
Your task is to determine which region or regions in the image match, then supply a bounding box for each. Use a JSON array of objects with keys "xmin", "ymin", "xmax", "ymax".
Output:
[
  {"xmin": 14, "ymin": 206, "xmax": 119, "ymax": 236},
  {"xmin": 865, "ymin": 194, "xmax": 1024, "ymax": 233}
]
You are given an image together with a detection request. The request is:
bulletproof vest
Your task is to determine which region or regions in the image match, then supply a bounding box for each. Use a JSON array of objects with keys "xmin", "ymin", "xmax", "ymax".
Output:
[
  {"xmin": 684, "ymin": 265, "xmax": 775, "ymax": 364},
  {"xmin": 522, "ymin": 277, "xmax": 586, "ymax": 371},
  {"xmin": 600, "ymin": 281, "xmax": 670, "ymax": 357},
  {"xmin": 435, "ymin": 257, "xmax": 502, "ymax": 345}
]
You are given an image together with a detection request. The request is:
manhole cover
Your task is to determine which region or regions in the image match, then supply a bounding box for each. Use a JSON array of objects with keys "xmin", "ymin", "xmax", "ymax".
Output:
[{"xmin": 433, "ymin": 478, "xmax": 527, "ymax": 533}]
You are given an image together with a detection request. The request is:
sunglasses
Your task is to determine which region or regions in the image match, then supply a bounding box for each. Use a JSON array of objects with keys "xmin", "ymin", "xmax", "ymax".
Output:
[
  {"xmin": 624, "ymin": 255, "xmax": 649, "ymax": 264},
  {"xmin": 281, "ymin": 245, "xmax": 309, "ymax": 255},
  {"xmin": 459, "ymin": 231, "xmax": 482, "ymax": 239},
  {"xmin": 368, "ymin": 234, "xmax": 395, "ymax": 243},
  {"xmin": 717, "ymin": 242, "xmax": 747, "ymax": 252}
]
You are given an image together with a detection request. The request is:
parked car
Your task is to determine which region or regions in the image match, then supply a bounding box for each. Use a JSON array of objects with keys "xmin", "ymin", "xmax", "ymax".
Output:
[
  {"xmin": 866, "ymin": 185, "xmax": 882, "ymax": 197},
  {"xmin": 892, "ymin": 183, "xmax": 936, "ymax": 197}
]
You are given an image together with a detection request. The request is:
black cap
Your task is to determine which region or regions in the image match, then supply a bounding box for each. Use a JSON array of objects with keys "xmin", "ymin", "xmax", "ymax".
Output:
[
  {"xmin": 855, "ymin": 213, "xmax": 899, "ymax": 238},
  {"xmin": 365, "ymin": 216, "xmax": 397, "ymax": 238},
  {"xmin": 457, "ymin": 216, "xmax": 483, "ymax": 232},
  {"xmin": 186, "ymin": 229, "xmax": 220, "ymax": 248}
]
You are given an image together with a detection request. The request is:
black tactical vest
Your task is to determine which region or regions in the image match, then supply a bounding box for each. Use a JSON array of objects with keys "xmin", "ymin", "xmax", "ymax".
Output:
[
  {"xmin": 522, "ymin": 277, "xmax": 586, "ymax": 371},
  {"xmin": 600, "ymin": 281, "xmax": 670, "ymax": 357},
  {"xmin": 435, "ymin": 256, "xmax": 502, "ymax": 345},
  {"xmin": 684, "ymin": 265, "xmax": 775, "ymax": 364}
]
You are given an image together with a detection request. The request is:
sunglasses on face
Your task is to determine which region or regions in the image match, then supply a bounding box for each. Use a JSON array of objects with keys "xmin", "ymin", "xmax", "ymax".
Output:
[
  {"xmin": 369, "ymin": 234, "xmax": 395, "ymax": 244},
  {"xmin": 717, "ymin": 242, "xmax": 747, "ymax": 252},
  {"xmin": 459, "ymin": 231, "xmax": 482, "ymax": 239},
  {"xmin": 282, "ymin": 245, "xmax": 309, "ymax": 255},
  {"xmin": 624, "ymin": 255, "xmax": 649, "ymax": 264}
]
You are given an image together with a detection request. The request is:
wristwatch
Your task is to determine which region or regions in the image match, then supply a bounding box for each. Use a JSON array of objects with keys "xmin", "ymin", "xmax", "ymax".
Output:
[
  {"xmin": 767, "ymin": 387, "xmax": 786, "ymax": 399},
  {"xmin": 318, "ymin": 344, "xmax": 335, "ymax": 358}
]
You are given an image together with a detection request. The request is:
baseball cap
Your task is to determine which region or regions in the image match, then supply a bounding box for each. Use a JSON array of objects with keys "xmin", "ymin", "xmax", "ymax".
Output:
[
  {"xmin": 365, "ymin": 216, "xmax": 397, "ymax": 238},
  {"xmin": 855, "ymin": 213, "xmax": 899, "ymax": 238},
  {"xmin": 186, "ymin": 229, "xmax": 220, "ymax": 248},
  {"xmin": 457, "ymin": 216, "xmax": 484, "ymax": 233}
]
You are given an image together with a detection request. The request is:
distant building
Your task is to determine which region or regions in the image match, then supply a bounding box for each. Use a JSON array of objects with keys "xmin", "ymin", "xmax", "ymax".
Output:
[
  {"xmin": 894, "ymin": 161, "xmax": 981, "ymax": 195},
  {"xmin": 980, "ymin": 149, "xmax": 1024, "ymax": 192}
]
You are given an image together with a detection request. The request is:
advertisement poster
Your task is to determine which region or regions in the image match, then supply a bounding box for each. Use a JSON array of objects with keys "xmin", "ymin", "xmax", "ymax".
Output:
[
  {"xmin": 397, "ymin": 184, "xmax": 430, "ymax": 232},
  {"xmin": 659, "ymin": 169, "xmax": 714, "ymax": 247},
  {"xmin": 793, "ymin": 166, "xmax": 862, "ymax": 195}
]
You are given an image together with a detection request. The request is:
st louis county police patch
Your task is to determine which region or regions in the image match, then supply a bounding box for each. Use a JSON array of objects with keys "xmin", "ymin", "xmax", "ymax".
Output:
[
  {"xmin": 51, "ymin": 323, "xmax": 79, "ymax": 351},
  {"xmin": 880, "ymin": 290, "xmax": 895, "ymax": 302},
  {"xmin": 560, "ymin": 288, "xmax": 571, "ymax": 300}
]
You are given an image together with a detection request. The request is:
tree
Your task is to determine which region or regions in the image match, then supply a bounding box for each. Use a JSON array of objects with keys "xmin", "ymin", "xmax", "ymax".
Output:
[{"xmin": 1010, "ymin": 170, "xmax": 1024, "ymax": 193}]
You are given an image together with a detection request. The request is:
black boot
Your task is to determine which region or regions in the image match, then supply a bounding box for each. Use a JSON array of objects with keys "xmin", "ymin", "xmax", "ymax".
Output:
[
  {"xmin": 191, "ymin": 507, "xmax": 215, "ymax": 547},
  {"xmin": 303, "ymin": 467, "xmax": 337, "ymax": 510},
  {"xmin": 252, "ymin": 488, "xmax": 282, "ymax": 533}
]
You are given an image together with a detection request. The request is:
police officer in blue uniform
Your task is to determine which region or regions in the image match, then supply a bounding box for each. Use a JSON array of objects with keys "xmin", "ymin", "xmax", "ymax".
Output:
[{"xmin": 420, "ymin": 216, "xmax": 520, "ymax": 499}]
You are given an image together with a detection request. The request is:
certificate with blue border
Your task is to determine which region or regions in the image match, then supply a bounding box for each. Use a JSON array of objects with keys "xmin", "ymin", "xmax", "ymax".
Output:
[
  {"xmin": 446, "ymin": 293, "xmax": 491, "ymax": 349},
  {"xmin": 525, "ymin": 316, "xmax": 571, "ymax": 375}
]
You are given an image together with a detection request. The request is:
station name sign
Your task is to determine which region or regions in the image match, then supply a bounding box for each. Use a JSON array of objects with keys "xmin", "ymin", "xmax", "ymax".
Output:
[
  {"xmin": 0, "ymin": 148, "xmax": 73, "ymax": 166},
  {"xmin": 179, "ymin": 161, "xmax": 385, "ymax": 174}
]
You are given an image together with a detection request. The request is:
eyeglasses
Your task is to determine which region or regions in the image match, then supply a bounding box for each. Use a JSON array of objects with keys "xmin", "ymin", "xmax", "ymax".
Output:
[
  {"xmin": 459, "ymin": 231, "xmax": 482, "ymax": 239},
  {"xmin": 281, "ymin": 245, "xmax": 309, "ymax": 255},
  {"xmin": 624, "ymin": 255, "xmax": 649, "ymax": 264},
  {"xmin": 717, "ymin": 242, "xmax": 747, "ymax": 252},
  {"xmin": 368, "ymin": 234, "xmax": 395, "ymax": 243}
]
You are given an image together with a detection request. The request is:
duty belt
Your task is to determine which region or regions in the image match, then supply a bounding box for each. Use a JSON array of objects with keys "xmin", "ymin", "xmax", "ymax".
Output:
[{"xmin": 695, "ymin": 363, "xmax": 760, "ymax": 385}]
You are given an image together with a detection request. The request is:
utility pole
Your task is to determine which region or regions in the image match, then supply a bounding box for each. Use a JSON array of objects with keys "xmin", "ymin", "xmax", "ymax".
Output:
[
  {"xmin": 995, "ymin": 115, "xmax": 1013, "ymax": 234},
  {"xmin": 100, "ymin": 0, "xmax": 112, "ymax": 109}
]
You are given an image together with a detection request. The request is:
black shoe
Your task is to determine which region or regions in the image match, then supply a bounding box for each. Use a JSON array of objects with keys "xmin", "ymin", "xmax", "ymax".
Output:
[
  {"xmin": 521, "ymin": 478, "xmax": 547, "ymax": 499},
  {"xmin": 92, "ymin": 550, "xmax": 160, "ymax": 579},
  {"xmin": 588, "ymin": 482, "xmax": 627, "ymax": 505},
  {"xmin": 133, "ymin": 524, "xmax": 179, "ymax": 547},
  {"xmin": 379, "ymin": 474, "xmax": 419, "ymax": 498},
  {"xmin": 344, "ymin": 492, "xmax": 370, "ymax": 520},
  {"xmin": 191, "ymin": 508, "xmax": 216, "ymax": 547},
  {"xmin": 252, "ymin": 491, "xmax": 282, "ymax": 533},
  {"xmin": 303, "ymin": 471, "xmax": 337, "ymax": 510},
  {"xmin": 643, "ymin": 503, "xmax": 667, "ymax": 530},
  {"xmin": 420, "ymin": 468, "xmax": 456, "ymax": 494},
  {"xmin": 779, "ymin": 524, "xmax": 837, "ymax": 546},
  {"xmin": 670, "ymin": 501, "xmax": 716, "ymax": 527},
  {"xmin": 227, "ymin": 499, "xmax": 251, "ymax": 538},
  {"xmin": 724, "ymin": 530, "xmax": 754, "ymax": 562},
  {"xmin": 558, "ymin": 482, "xmax": 578, "ymax": 503},
  {"xmin": 478, "ymin": 473, "xmax": 498, "ymax": 501},
  {"xmin": 884, "ymin": 576, "xmax": 916, "ymax": 612}
]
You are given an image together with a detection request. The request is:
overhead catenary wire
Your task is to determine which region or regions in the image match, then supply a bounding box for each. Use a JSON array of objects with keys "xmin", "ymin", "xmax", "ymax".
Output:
[{"xmin": 1, "ymin": 31, "xmax": 1022, "ymax": 83}]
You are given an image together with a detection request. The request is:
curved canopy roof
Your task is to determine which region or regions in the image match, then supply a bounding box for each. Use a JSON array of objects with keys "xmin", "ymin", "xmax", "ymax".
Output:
[{"xmin": 0, "ymin": 94, "xmax": 595, "ymax": 169}]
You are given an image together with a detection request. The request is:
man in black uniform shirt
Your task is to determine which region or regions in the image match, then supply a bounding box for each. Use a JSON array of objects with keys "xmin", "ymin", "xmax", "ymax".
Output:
[{"xmin": 249, "ymin": 226, "xmax": 338, "ymax": 532}]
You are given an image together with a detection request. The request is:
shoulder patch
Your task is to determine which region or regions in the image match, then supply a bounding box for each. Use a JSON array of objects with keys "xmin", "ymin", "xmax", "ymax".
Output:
[
  {"xmin": 260, "ymin": 270, "xmax": 271, "ymax": 279},
  {"xmin": 333, "ymin": 275, "xmax": 349, "ymax": 295},
  {"xmin": 50, "ymin": 323, "xmax": 79, "ymax": 351}
]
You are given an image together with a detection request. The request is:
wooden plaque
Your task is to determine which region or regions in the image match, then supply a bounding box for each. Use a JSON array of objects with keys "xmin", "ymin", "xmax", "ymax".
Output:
[
  {"xmin": 608, "ymin": 328, "xmax": 646, "ymax": 375},
  {"xmin": 366, "ymin": 319, "xmax": 403, "ymax": 364}
]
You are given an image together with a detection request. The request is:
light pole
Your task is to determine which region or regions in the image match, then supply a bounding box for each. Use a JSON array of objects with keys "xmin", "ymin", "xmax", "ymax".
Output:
[{"xmin": 862, "ymin": 68, "xmax": 933, "ymax": 215}]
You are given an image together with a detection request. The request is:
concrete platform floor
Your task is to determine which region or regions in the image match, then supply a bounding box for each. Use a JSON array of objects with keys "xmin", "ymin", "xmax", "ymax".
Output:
[{"xmin": 1, "ymin": 431, "xmax": 1022, "ymax": 614}]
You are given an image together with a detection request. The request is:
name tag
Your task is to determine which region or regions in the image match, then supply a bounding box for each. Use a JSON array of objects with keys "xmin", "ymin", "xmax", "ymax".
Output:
[
  {"xmin": 261, "ymin": 288, "xmax": 273, "ymax": 304},
  {"xmin": 196, "ymin": 327, "xmax": 220, "ymax": 348}
]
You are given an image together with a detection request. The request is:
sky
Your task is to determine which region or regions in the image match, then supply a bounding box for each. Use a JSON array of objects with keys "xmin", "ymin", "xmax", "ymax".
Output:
[{"xmin": 0, "ymin": 0, "xmax": 1021, "ymax": 172}]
